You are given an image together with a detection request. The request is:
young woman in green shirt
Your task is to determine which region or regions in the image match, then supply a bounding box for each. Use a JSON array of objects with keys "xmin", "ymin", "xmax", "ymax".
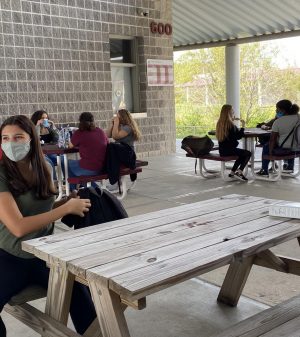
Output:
[{"xmin": 0, "ymin": 115, "xmax": 96, "ymax": 336}]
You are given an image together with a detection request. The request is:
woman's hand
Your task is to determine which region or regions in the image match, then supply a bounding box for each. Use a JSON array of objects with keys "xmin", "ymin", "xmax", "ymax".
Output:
[
  {"xmin": 113, "ymin": 116, "xmax": 120, "ymax": 126},
  {"xmin": 37, "ymin": 119, "xmax": 44, "ymax": 126},
  {"xmin": 240, "ymin": 119, "xmax": 246, "ymax": 127},
  {"xmin": 66, "ymin": 198, "xmax": 91, "ymax": 217},
  {"xmin": 261, "ymin": 125, "xmax": 270, "ymax": 130},
  {"xmin": 48, "ymin": 120, "xmax": 55, "ymax": 128}
]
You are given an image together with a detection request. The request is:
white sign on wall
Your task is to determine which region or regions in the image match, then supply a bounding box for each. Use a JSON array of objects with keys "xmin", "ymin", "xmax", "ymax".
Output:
[{"xmin": 147, "ymin": 59, "xmax": 174, "ymax": 86}]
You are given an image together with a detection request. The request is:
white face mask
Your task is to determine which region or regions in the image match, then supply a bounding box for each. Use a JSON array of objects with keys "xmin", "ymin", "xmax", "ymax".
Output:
[{"xmin": 1, "ymin": 141, "xmax": 31, "ymax": 162}]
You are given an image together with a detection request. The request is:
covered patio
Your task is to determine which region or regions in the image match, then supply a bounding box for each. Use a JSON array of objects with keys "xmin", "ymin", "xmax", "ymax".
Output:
[
  {"xmin": 4, "ymin": 145, "xmax": 300, "ymax": 336},
  {"xmin": 173, "ymin": 0, "xmax": 300, "ymax": 117},
  {"xmin": 2, "ymin": 1, "xmax": 300, "ymax": 336}
]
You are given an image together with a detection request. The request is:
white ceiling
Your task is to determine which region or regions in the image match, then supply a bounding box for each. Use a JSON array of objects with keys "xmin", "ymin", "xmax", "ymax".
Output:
[{"xmin": 173, "ymin": 0, "xmax": 300, "ymax": 50}]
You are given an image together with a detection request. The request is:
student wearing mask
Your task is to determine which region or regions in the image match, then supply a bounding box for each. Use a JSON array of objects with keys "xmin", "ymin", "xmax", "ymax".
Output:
[
  {"xmin": 256, "ymin": 99, "xmax": 300, "ymax": 176},
  {"xmin": 0, "ymin": 115, "xmax": 96, "ymax": 336},
  {"xmin": 31, "ymin": 110, "xmax": 59, "ymax": 178}
]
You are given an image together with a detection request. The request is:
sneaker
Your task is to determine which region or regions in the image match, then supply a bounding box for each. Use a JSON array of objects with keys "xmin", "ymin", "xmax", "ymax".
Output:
[
  {"xmin": 228, "ymin": 173, "xmax": 235, "ymax": 178},
  {"xmin": 282, "ymin": 168, "xmax": 294, "ymax": 173},
  {"xmin": 256, "ymin": 169, "xmax": 269, "ymax": 176},
  {"xmin": 235, "ymin": 171, "xmax": 248, "ymax": 181},
  {"xmin": 283, "ymin": 163, "xmax": 289, "ymax": 170}
]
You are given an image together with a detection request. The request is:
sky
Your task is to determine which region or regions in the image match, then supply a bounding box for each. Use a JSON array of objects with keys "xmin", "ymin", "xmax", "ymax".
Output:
[
  {"xmin": 174, "ymin": 36, "xmax": 300, "ymax": 69},
  {"xmin": 264, "ymin": 36, "xmax": 300, "ymax": 69}
]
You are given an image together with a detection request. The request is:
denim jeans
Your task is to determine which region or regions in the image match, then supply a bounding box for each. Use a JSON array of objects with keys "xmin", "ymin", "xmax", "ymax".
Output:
[
  {"xmin": 68, "ymin": 159, "xmax": 100, "ymax": 191},
  {"xmin": 45, "ymin": 154, "xmax": 57, "ymax": 180},
  {"xmin": 261, "ymin": 144, "xmax": 294, "ymax": 171}
]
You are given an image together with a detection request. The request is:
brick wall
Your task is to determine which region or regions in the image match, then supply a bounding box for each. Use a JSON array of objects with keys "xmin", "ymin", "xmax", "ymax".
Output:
[{"xmin": 0, "ymin": 0, "xmax": 175, "ymax": 156}]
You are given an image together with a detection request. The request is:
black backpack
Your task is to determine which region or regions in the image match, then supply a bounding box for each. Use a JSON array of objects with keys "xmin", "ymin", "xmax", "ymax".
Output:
[
  {"xmin": 61, "ymin": 187, "xmax": 128, "ymax": 229},
  {"xmin": 181, "ymin": 135, "xmax": 214, "ymax": 156}
]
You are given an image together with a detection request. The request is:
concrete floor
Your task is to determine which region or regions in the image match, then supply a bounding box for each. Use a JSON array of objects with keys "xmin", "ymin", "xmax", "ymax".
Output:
[{"xmin": 4, "ymin": 144, "xmax": 300, "ymax": 336}]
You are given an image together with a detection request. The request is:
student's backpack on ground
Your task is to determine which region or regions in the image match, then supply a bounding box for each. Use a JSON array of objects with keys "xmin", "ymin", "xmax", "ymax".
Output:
[{"xmin": 181, "ymin": 135, "xmax": 214, "ymax": 156}]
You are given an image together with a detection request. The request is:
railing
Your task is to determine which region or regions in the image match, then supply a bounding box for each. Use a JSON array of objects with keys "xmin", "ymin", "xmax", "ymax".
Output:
[{"xmin": 176, "ymin": 125, "xmax": 213, "ymax": 139}]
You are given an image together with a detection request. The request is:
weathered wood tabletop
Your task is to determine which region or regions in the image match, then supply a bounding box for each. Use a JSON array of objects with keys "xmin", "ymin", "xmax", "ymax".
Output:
[{"xmin": 23, "ymin": 194, "xmax": 300, "ymax": 337}]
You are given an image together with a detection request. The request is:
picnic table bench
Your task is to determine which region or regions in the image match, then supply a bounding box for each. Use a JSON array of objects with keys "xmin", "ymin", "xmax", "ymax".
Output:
[
  {"xmin": 67, "ymin": 159, "xmax": 148, "ymax": 199},
  {"xmin": 254, "ymin": 153, "xmax": 300, "ymax": 181},
  {"xmin": 213, "ymin": 295, "xmax": 300, "ymax": 337},
  {"xmin": 186, "ymin": 152, "xmax": 239, "ymax": 180},
  {"xmin": 11, "ymin": 194, "xmax": 300, "ymax": 337}
]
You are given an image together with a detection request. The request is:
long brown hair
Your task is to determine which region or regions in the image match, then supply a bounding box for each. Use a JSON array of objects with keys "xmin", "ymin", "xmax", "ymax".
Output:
[
  {"xmin": 216, "ymin": 104, "xmax": 234, "ymax": 142},
  {"xmin": 0, "ymin": 115, "xmax": 56, "ymax": 198},
  {"xmin": 118, "ymin": 109, "xmax": 141, "ymax": 141}
]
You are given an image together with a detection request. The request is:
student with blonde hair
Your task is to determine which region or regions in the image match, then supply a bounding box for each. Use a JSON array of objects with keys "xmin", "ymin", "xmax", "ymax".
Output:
[
  {"xmin": 107, "ymin": 109, "xmax": 141, "ymax": 149},
  {"xmin": 216, "ymin": 104, "xmax": 251, "ymax": 181}
]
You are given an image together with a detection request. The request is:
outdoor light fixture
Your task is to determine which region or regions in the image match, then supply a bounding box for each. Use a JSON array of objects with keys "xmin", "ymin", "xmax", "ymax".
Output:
[{"xmin": 137, "ymin": 8, "xmax": 149, "ymax": 17}]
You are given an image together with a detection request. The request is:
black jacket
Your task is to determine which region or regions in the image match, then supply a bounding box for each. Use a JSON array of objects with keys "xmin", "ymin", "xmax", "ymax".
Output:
[
  {"xmin": 105, "ymin": 142, "xmax": 136, "ymax": 185},
  {"xmin": 61, "ymin": 187, "xmax": 128, "ymax": 229},
  {"xmin": 219, "ymin": 126, "xmax": 244, "ymax": 155}
]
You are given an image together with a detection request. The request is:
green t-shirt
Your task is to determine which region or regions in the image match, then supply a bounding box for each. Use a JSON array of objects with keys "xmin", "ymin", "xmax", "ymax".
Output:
[{"xmin": 0, "ymin": 165, "xmax": 55, "ymax": 259}]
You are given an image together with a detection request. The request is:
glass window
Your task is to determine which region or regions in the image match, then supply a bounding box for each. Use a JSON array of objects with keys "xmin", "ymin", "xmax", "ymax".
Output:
[{"xmin": 110, "ymin": 37, "xmax": 139, "ymax": 112}]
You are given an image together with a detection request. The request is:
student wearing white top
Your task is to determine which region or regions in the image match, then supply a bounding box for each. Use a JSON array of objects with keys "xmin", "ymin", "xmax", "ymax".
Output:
[{"xmin": 256, "ymin": 99, "xmax": 299, "ymax": 176}]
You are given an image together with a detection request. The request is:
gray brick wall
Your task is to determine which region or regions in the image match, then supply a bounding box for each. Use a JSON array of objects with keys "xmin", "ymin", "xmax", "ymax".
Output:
[{"xmin": 0, "ymin": 0, "xmax": 175, "ymax": 156}]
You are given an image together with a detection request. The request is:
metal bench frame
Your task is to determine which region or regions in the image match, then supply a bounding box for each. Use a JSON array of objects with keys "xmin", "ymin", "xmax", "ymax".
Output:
[
  {"xmin": 254, "ymin": 154, "xmax": 300, "ymax": 181},
  {"xmin": 186, "ymin": 153, "xmax": 245, "ymax": 181},
  {"xmin": 67, "ymin": 160, "xmax": 148, "ymax": 200}
]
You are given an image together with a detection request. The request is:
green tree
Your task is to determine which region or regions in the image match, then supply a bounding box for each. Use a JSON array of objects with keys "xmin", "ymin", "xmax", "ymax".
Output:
[{"xmin": 174, "ymin": 42, "xmax": 300, "ymax": 137}]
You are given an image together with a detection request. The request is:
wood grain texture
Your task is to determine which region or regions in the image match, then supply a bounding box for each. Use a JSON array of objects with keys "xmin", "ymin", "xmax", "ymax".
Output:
[{"xmin": 212, "ymin": 295, "xmax": 300, "ymax": 337}]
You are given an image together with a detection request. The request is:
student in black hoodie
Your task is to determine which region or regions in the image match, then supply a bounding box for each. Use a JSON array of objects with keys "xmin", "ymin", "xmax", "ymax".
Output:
[{"xmin": 216, "ymin": 104, "xmax": 251, "ymax": 181}]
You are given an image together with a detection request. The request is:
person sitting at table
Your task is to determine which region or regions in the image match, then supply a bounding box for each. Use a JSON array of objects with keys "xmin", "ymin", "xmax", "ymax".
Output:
[
  {"xmin": 68, "ymin": 112, "xmax": 109, "ymax": 191},
  {"xmin": 31, "ymin": 110, "xmax": 59, "ymax": 177},
  {"xmin": 106, "ymin": 109, "xmax": 141, "ymax": 186},
  {"xmin": 106, "ymin": 108, "xmax": 141, "ymax": 149},
  {"xmin": 216, "ymin": 104, "xmax": 251, "ymax": 181},
  {"xmin": 256, "ymin": 99, "xmax": 300, "ymax": 176},
  {"xmin": 0, "ymin": 115, "xmax": 96, "ymax": 336},
  {"xmin": 256, "ymin": 116, "xmax": 277, "ymax": 145}
]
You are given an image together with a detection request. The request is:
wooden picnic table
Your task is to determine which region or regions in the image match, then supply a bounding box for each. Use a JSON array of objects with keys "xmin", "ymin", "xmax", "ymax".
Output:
[{"xmin": 22, "ymin": 194, "xmax": 300, "ymax": 337}]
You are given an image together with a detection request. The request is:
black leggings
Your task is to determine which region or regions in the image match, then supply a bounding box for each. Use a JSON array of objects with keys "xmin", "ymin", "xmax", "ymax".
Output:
[
  {"xmin": 0, "ymin": 249, "xmax": 96, "ymax": 336},
  {"xmin": 220, "ymin": 148, "xmax": 251, "ymax": 172}
]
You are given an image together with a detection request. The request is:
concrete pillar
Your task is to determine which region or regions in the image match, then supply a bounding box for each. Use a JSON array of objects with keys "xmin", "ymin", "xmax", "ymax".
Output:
[{"xmin": 225, "ymin": 44, "xmax": 240, "ymax": 119}]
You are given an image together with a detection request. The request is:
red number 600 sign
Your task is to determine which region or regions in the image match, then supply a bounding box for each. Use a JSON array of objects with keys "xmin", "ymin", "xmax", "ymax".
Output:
[{"xmin": 150, "ymin": 22, "xmax": 172, "ymax": 35}]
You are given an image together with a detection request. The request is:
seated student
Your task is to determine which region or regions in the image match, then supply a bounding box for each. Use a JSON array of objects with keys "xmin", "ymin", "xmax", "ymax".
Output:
[
  {"xmin": 31, "ymin": 110, "xmax": 59, "ymax": 177},
  {"xmin": 216, "ymin": 104, "xmax": 251, "ymax": 181},
  {"xmin": 68, "ymin": 112, "xmax": 108, "ymax": 191},
  {"xmin": 256, "ymin": 99, "xmax": 300, "ymax": 176},
  {"xmin": 257, "ymin": 116, "xmax": 277, "ymax": 145},
  {"xmin": 106, "ymin": 109, "xmax": 141, "ymax": 149},
  {"xmin": 257, "ymin": 114, "xmax": 280, "ymax": 173},
  {"xmin": 106, "ymin": 109, "xmax": 142, "ymax": 185},
  {"xmin": 0, "ymin": 115, "xmax": 96, "ymax": 336}
]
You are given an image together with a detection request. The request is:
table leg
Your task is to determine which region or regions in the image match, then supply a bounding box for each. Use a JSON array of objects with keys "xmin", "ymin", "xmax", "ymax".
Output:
[
  {"xmin": 45, "ymin": 265, "xmax": 75, "ymax": 325},
  {"xmin": 243, "ymin": 138, "xmax": 255, "ymax": 176},
  {"xmin": 55, "ymin": 155, "xmax": 64, "ymax": 201},
  {"xmin": 217, "ymin": 255, "xmax": 254, "ymax": 306},
  {"xmin": 63, "ymin": 153, "xmax": 70, "ymax": 196},
  {"xmin": 89, "ymin": 280, "xmax": 130, "ymax": 337}
]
